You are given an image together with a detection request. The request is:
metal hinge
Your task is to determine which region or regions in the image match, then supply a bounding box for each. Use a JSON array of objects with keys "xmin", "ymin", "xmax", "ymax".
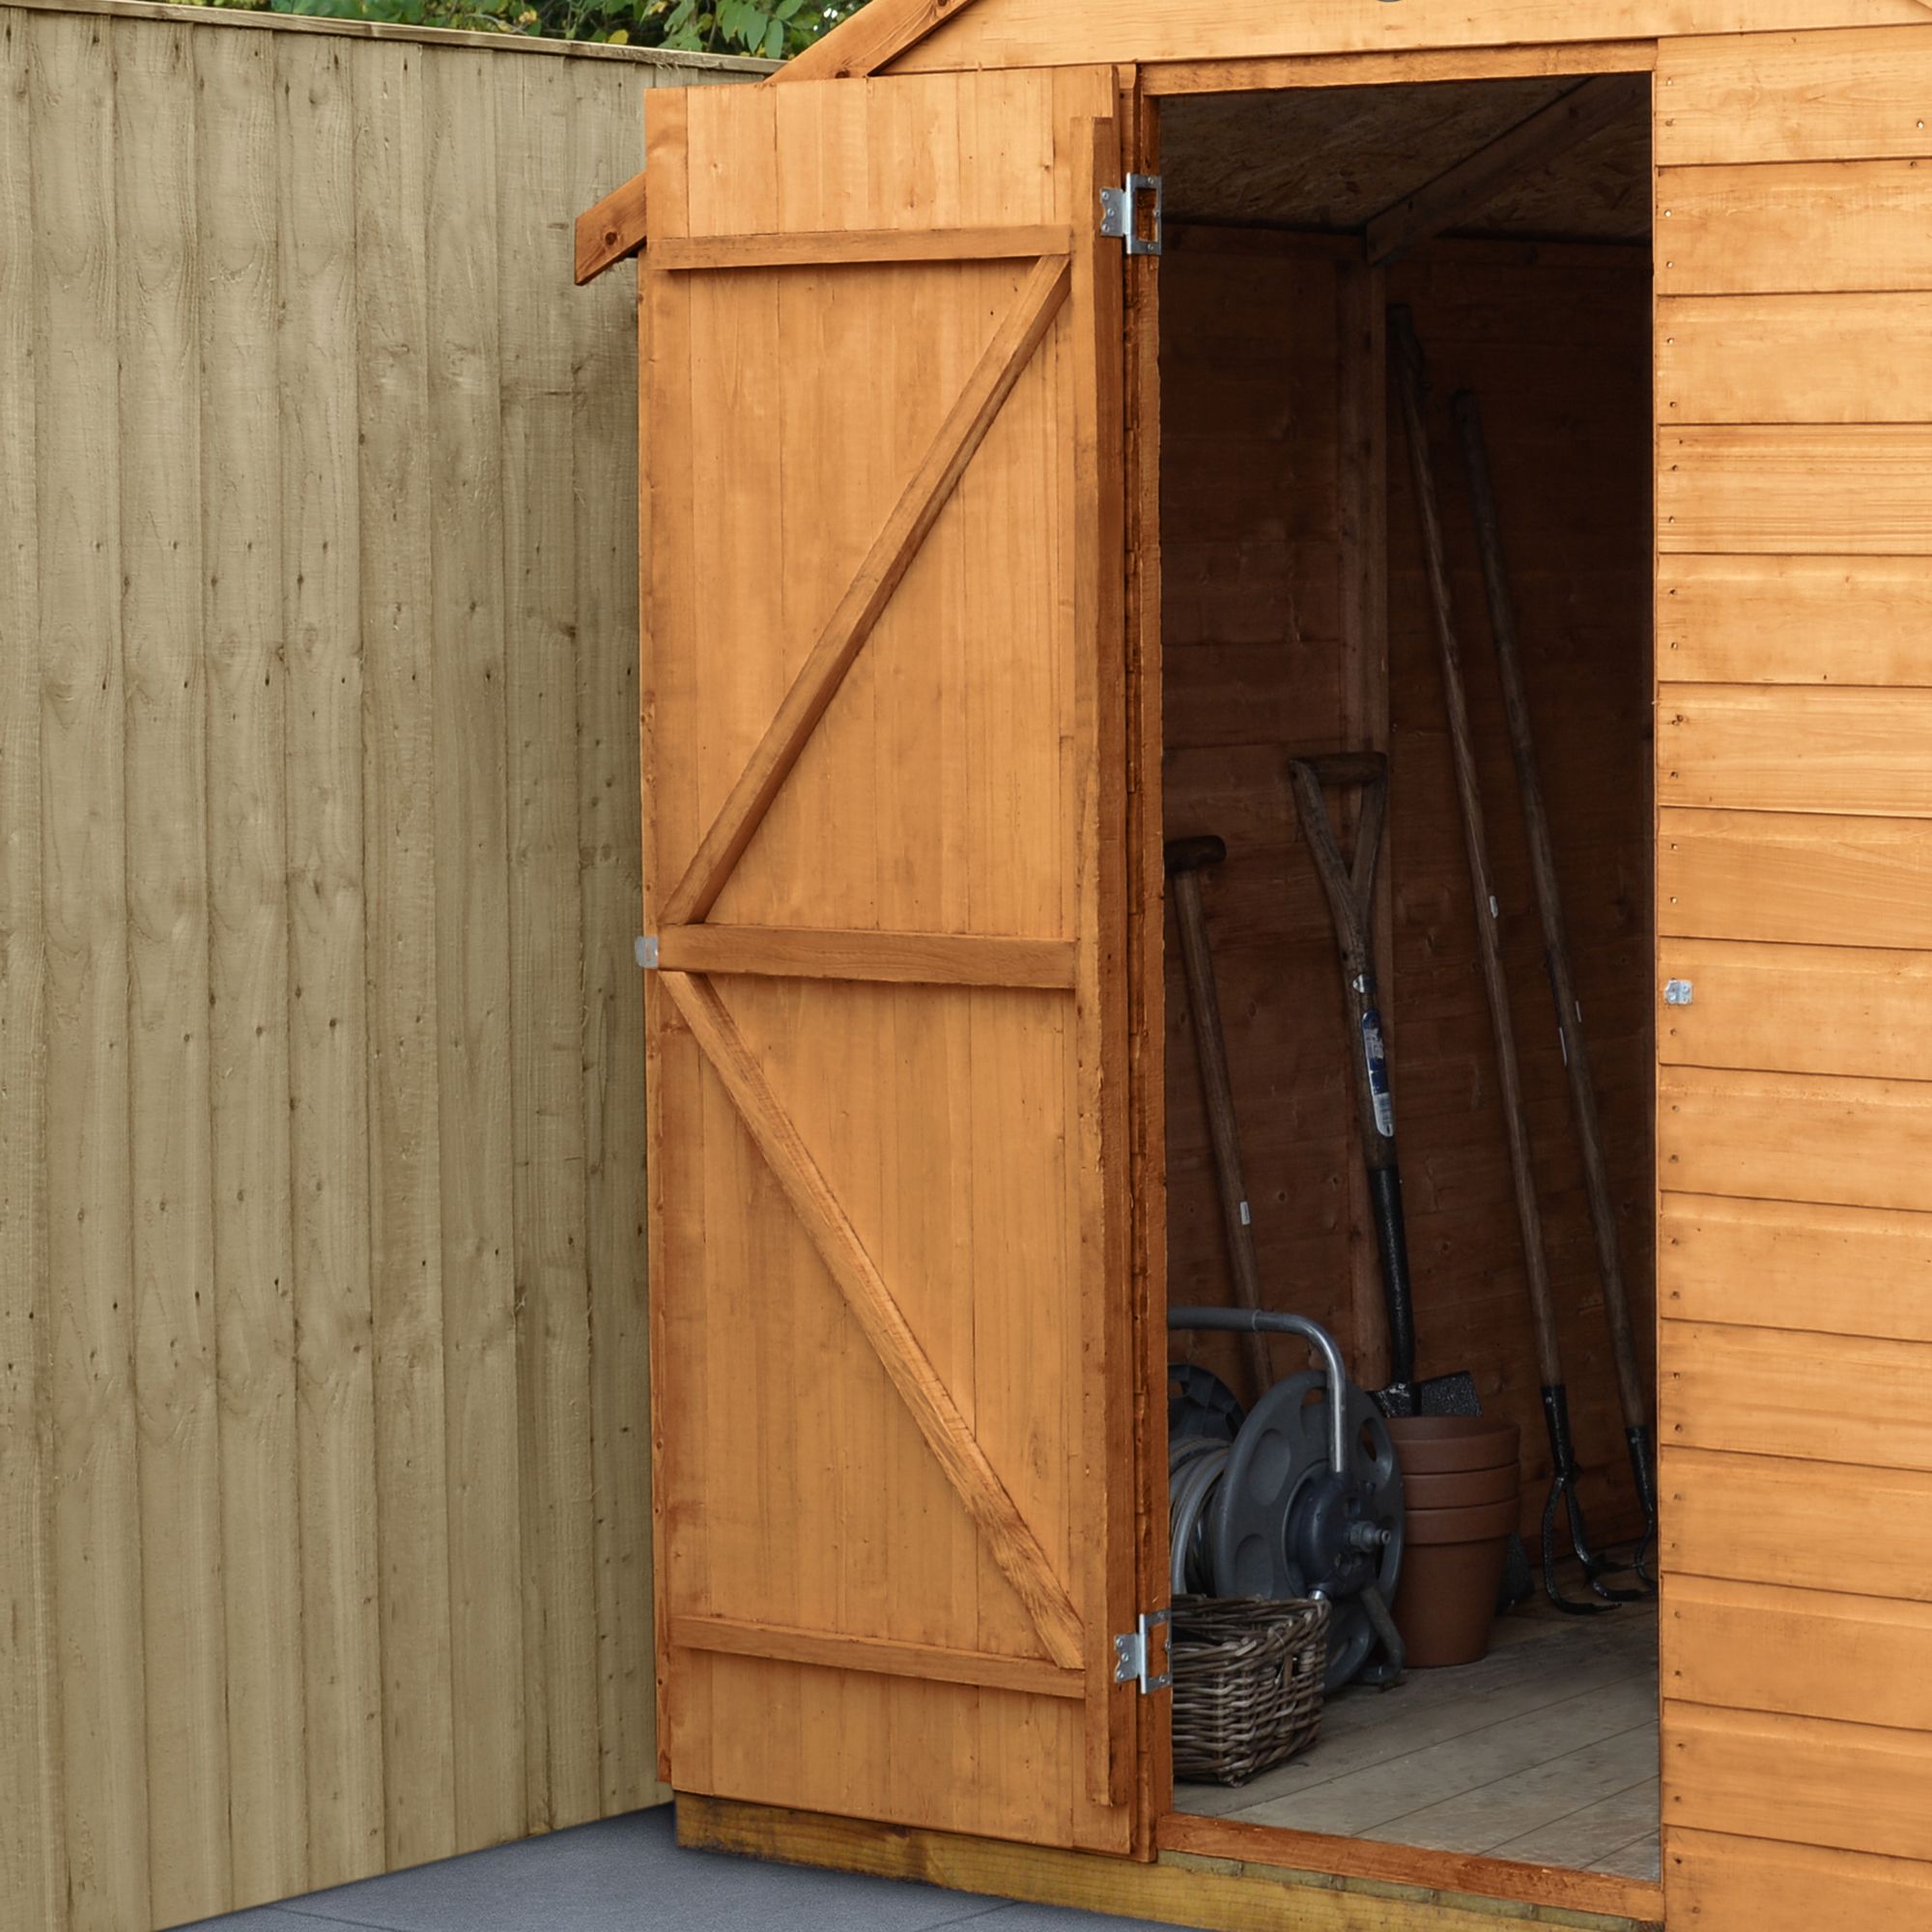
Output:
[
  {"xmin": 1664, "ymin": 979, "xmax": 1693, "ymax": 1008},
  {"xmin": 1115, "ymin": 1608, "xmax": 1173, "ymax": 1694},
  {"xmin": 636, "ymin": 934, "xmax": 659, "ymax": 970},
  {"xmin": 1100, "ymin": 174, "xmax": 1163, "ymax": 256}
]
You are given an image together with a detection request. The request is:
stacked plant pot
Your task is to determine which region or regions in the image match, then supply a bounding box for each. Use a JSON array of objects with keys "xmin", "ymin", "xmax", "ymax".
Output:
[{"xmin": 1385, "ymin": 1416, "xmax": 1521, "ymax": 1668}]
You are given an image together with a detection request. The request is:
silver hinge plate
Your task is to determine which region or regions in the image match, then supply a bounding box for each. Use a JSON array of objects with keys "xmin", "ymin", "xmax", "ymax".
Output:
[
  {"xmin": 1664, "ymin": 979, "xmax": 1693, "ymax": 1008},
  {"xmin": 636, "ymin": 934, "xmax": 659, "ymax": 970},
  {"xmin": 1100, "ymin": 174, "xmax": 1163, "ymax": 256},
  {"xmin": 1115, "ymin": 1608, "xmax": 1173, "ymax": 1694}
]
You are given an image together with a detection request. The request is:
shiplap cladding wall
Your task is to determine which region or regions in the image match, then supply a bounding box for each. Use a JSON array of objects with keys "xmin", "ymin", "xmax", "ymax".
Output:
[
  {"xmin": 1654, "ymin": 22, "xmax": 1932, "ymax": 1932},
  {"xmin": 0, "ymin": 9, "xmax": 757, "ymax": 1927}
]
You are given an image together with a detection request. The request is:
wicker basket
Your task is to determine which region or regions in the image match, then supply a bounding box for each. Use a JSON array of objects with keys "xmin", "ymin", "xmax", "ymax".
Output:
[{"xmin": 1170, "ymin": 1596, "xmax": 1328, "ymax": 1786}]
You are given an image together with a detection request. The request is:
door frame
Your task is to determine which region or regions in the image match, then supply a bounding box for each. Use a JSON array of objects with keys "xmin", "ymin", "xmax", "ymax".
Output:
[{"xmin": 1119, "ymin": 46, "xmax": 1666, "ymax": 1927}]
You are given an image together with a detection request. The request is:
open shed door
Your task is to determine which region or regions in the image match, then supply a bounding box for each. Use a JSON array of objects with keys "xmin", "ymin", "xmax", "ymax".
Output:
[{"xmin": 639, "ymin": 69, "xmax": 1137, "ymax": 1851}]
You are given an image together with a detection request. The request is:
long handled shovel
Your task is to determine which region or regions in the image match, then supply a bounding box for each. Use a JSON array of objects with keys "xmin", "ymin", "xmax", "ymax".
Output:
[
  {"xmin": 1452, "ymin": 388, "xmax": 1658, "ymax": 1592},
  {"xmin": 1288, "ymin": 753, "xmax": 1478, "ymax": 1423},
  {"xmin": 1166, "ymin": 835, "xmax": 1276, "ymax": 1406},
  {"xmin": 1388, "ymin": 304, "xmax": 1623, "ymax": 1616}
]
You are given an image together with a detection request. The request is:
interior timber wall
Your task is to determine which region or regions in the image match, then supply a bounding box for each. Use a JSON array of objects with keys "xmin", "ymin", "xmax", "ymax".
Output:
[
  {"xmin": 1654, "ymin": 24, "xmax": 1932, "ymax": 1928},
  {"xmin": 1162, "ymin": 233, "xmax": 1655, "ymax": 1542},
  {"xmin": 1386, "ymin": 242, "xmax": 1656, "ymax": 1542},
  {"xmin": 0, "ymin": 9, "xmax": 759, "ymax": 1929}
]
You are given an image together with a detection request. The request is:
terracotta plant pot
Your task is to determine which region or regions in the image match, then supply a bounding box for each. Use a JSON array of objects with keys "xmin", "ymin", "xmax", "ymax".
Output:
[
  {"xmin": 1387, "ymin": 1415, "xmax": 1522, "ymax": 1668},
  {"xmin": 1403, "ymin": 1461, "xmax": 1520, "ymax": 1510},
  {"xmin": 1387, "ymin": 1413, "xmax": 1520, "ymax": 1476}
]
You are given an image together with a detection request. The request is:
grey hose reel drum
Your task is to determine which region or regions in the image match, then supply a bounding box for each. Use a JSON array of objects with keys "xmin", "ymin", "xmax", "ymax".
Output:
[{"xmin": 1168, "ymin": 1309, "xmax": 1406, "ymax": 1690}]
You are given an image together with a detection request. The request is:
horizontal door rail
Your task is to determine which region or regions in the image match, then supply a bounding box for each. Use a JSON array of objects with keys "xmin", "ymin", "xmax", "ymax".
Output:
[
  {"xmin": 657, "ymin": 925, "xmax": 1077, "ymax": 989},
  {"xmin": 671, "ymin": 1614, "xmax": 1084, "ymax": 1700},
  {"xmin": 651, "ymin": 224, "xmax": 1072, "ymax": 271}
]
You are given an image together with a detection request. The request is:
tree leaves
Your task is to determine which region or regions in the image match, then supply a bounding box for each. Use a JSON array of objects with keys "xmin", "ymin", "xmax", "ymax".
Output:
[{"xmin": 189, "ymin": 0, "xmax": 867, "ymax": 55}]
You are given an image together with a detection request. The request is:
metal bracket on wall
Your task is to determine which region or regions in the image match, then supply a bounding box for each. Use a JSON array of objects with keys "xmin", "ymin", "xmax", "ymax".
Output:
[
  {"xmin": 1100, "ymin": 174, "xmax": 1163, "ymax": 256},
  {"xmin": 1115, "ymin": 1608, "xmax": 1173, "ymax": 1694},
  {"xmin": 636, "ymin": 934, "xmax": 660, "ymax": 971},
  {"xmin": 1664, "ymin": 980, "xmax": 1693, "ymax": 1008}
]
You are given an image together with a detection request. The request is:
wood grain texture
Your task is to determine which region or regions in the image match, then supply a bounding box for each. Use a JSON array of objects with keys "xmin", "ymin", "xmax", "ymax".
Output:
[
  {"xmin": 1660, "ymin": 938, "xmax": 1932, "ymax": 1077},
  {"xmin": 648, "ymin": 70, "xmax": 1131, "ymax": 1854},
  {"xmin": 1658, "ymin": 157, "xmax": 1932, "ymax": 296},
  {"xmin": 277, "ymin": 28, "xmax": 385, "ymax": 1889},
  {"xmin": 1661, "ymin": 1192, "xmax": 1932, "ymax": 1342},
  {"xmin": 679, "ymin": 1795, "xmax": 1660, "ymax": 1932},
  {"xmin": 653, "ymin": 224, "xmax": 1070, "ymax": 270},
  {"xmin": 500, "ymin": 48, "xmax": 599, "ymax": 1839},
  {"xmin": 32, "ymin": 14, "xmax": 153, "ymax": 1928},
  {"xmin": 198, "ymin": 27, "xmax": 310, "ymax": 1905},
  {"xmin": 662, "ymin": 247, "xmax": 1072, "ymax": 924},
  {"xmin": 0, "ymin": 13, "xmax": 63, "ymax": 1928},
  {"xmin": 1665, "ymin": 1576, "xmax": 1932, "ymax": 1733},
  {"xmin": 1657, "ymin": 23, "xmax": 1932, "ymax": 165},
  {"xmin": 656, "ymin": 925, "xmax": 1078, "ymax": 987},
  {"xmin": 884, "ymin": 0, "xmax": 1932, "ymax": 71},
  {"xmin": 574, "ymin": 168, "xmax": 644, "ymax": 283},
  {"xmin": 114, "ymin": 21, "xmax": 229, "ymax": 1923},
  {"xmin": 662, "ymin": 970, "xmax": 1085, "ymax": 1669},
  {"xmin": 670, "ymin": 1615, "xmax": 1087, "ymax": 1699},
  {"xmin": 1665, "ymin": 1699, "xmax": 1932, "ymax": 1862},
  {"xmin": 1662, "ymin": 1444, "xmax": 1932, "ymax": 1601},
  {"xmin": 1660, "ymin": 555, "xmax": 1932, "ymax": 686},
  {"xmin": 1660, "ymin": 293, "xmax": 1932, "ymax": 423},
  {"xmin": 0, "ymin": 12, "xmax": 744, "ymax": 1926},
  {"xmin": 1661, "ymin": 426, "xmax": 1932, "ymax": 554},
  {"xmin": 1662, "ymin": 1318, "xmax": 1932, "ymax": 1469},
  {"xmin": 1662, "ymin": 1063, "xmax": 1932, "ymax": 1213},
  {"xmin": 425, "ymin": 47, "xmax": 526, "ymax": 1855},
  {"xmin": 1667, "ymin": 1828, "xmax": 1932, "ymax": 1932},
  {"xmin": 1661, "ymin": 684, "xmax": 1932, "ymax": 816},
  {"xmin": 1662, "ymin": 807, "xmax": 1932, "ymax": 949},
  {"xmin": 569, "ymin": 54, "xmax": 664, "ymax": 1821},
  {"xmin": 355, "ymin": 38, "xmax": 460, "ymax": 1874}
]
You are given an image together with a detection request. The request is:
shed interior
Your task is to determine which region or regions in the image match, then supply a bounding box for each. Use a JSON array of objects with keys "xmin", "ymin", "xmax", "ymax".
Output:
[{"xmin": 1151, "ymin": 74, "xmax": 1660, "ymax": 1885}]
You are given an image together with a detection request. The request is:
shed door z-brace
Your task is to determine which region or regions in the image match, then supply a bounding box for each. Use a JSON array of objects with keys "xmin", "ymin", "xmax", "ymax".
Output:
[{"xmin": 639, "ymin": 69, "xmax": 1137, "ymax": 1853}]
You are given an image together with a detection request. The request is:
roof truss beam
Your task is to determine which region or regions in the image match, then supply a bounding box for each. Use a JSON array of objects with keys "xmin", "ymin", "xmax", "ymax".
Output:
[{"xmin": 1365, "ymin": 72, "xmax": 1648, "ymax": 269}]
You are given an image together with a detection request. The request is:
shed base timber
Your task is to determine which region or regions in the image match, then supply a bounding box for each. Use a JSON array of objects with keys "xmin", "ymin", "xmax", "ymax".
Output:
[{"xmin": 674, "ymin": 1796, "xmax": 1664, "ymax": 1932}]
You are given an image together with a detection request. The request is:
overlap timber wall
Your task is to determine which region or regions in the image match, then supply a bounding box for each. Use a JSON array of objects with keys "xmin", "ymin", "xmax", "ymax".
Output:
[
  {"xmin": 0, "ymin": 8, "xmax": 757, "ymax": 1927},
  {"xmin": 1654, "ymin": 22, "xmax": 1932, "ymax": 1929}
]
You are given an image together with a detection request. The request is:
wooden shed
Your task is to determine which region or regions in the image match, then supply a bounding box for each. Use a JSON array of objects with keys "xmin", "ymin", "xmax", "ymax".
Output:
[{"xmin": 579, "ymin": 6, "xmax": 1932, "ymax": 1928}]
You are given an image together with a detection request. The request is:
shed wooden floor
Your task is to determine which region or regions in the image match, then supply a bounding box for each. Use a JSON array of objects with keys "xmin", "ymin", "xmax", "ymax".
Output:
[{"xmin": 1177, "ymin": 1598, "xmax": 1661, "ymax": 1883}]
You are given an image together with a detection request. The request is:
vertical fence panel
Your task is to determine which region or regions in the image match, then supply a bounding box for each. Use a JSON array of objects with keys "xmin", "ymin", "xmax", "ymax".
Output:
[
  {"xmin": 353, "ymin": 36, "xmax": 459, "ymax": 1877},
  {"xmin": 3, "ymin": 8, "xmax": 760, "ymax": 1923},
  {"xmin": 113, "ymin": 18, "xmax": 231, "ymax": 1922},
  {"xmin": 498, "ymin": 55, "xmax": 602, "ymax": 1836},
  {"xmin": 197, "ymin": 24, "xmax": 311, "ymax": 1905},
  {"xmin": 30, "ymin": 13, "xmax": 151, "ymax": 1930},
  {"xmin": 0, "ymin": 12, "xmax": 62, "ymax": 1927},
  {"xmin": 423, "ymin": 45, "xmax": 526, "ymax": 1856},
  {"xmin": 573, "ymin": 60, "xmax": 663, "ymax": 1818},
  {"xmin": 278, "ymin": 27, "xmax": 386, "ymax": 1890}
]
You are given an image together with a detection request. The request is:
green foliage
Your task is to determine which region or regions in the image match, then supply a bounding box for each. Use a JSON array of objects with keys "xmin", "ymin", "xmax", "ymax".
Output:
[{"xmin": 184, "ymin": 0, "xmax": 865, "ymax": 51}]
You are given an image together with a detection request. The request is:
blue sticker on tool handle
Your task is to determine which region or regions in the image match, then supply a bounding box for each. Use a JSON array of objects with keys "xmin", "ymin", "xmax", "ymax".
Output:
[{"xmin": 1362, "ymin": 1010, "xmax": 1395, "ymax": 1138}]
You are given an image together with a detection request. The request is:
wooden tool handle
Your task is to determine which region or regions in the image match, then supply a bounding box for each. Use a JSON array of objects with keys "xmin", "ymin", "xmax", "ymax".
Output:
[
  {"xmin": 1453, "ymin": 388, "xmax": 1650, "ymax": 1435},
  {"xmin": 1165, "ymin": 845, "xmax": 1274, "ymax": 1401},
  {"xmin": 1390, "ymin": 306, "xmax": 1565, "ymax": 1388}
]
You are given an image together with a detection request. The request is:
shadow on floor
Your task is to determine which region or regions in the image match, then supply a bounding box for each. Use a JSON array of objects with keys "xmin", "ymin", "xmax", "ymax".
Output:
[{"xmin": 186, "ymin": 1806, "xmax": 1190, "ymax": 1932}]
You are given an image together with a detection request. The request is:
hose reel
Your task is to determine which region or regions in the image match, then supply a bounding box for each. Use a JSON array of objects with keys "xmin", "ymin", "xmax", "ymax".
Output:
[{"xmin": 1169, "ymin": 1309, "xmax": 1406, "ymax": 1690}]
